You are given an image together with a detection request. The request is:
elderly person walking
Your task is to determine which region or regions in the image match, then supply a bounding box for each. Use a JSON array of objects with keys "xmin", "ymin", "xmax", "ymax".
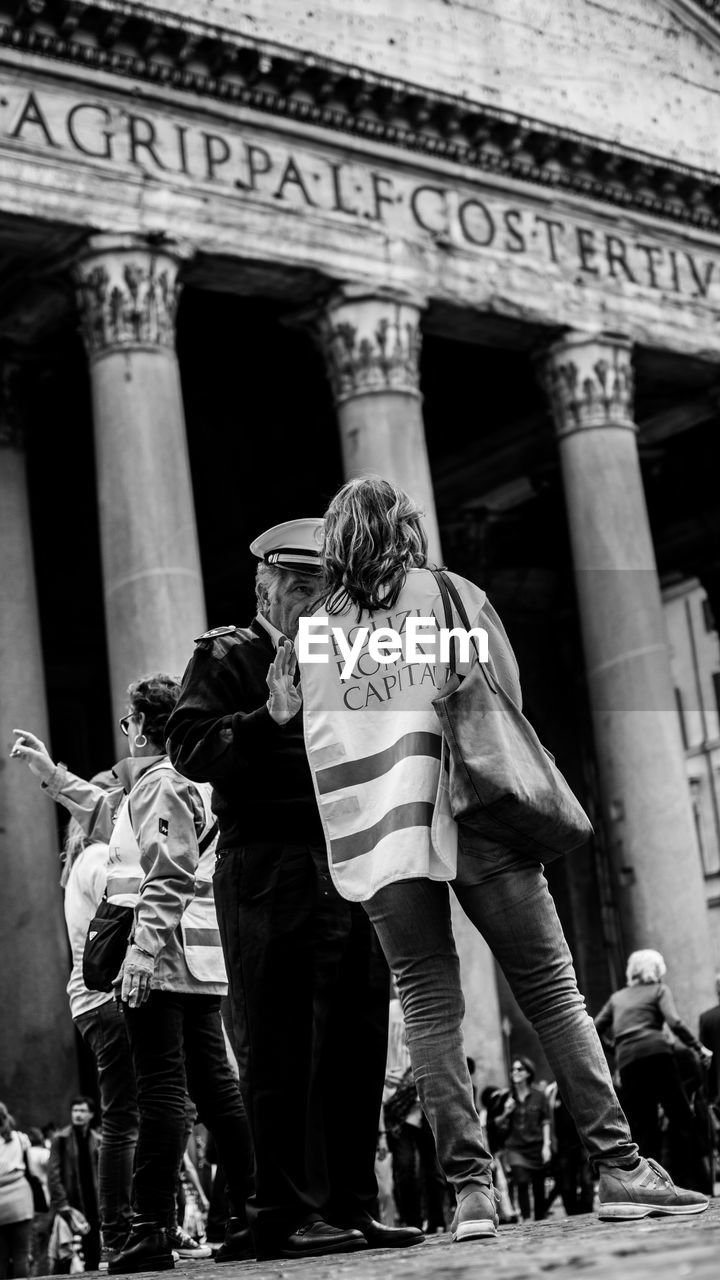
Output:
[
  {"xmin": 296, "ymin": 475, "xmax": 709, "ymax": 1240},
  {"xmin": 11, "ymin": 673, "xmax": 253, "ymax": 1273},
  {"xmin": 595, "ymin": 949, "xmax": 712, "ymax": 1172}
]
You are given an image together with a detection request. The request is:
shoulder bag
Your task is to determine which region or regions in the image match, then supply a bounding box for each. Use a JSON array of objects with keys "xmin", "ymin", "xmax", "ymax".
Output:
[
  {"xmin": 82, "ymin": 897, "xmax": 134, "ymax": 993},
  {"xmin": 430, "ymin": 569, "xmax": 593, "ymax": 861},
  {"xmin": 82, "ymin": 814, "xmax": 220, "ymax": 992}
]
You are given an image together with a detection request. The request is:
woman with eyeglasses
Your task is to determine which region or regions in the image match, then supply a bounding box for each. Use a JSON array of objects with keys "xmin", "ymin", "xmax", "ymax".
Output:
[
  {"xmin": 11, "ymin": 673, "xmax": 253, "ymax": 1274},
  {"xmin": 501, "ymin": 1058, "xmax": 551, "ymax": 1221}
]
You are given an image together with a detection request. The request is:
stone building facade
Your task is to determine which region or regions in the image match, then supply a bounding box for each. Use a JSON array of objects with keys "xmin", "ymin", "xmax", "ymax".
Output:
[{"xmin": 1, "ymin": 0, "xmax": 720, "ymax": 1119}]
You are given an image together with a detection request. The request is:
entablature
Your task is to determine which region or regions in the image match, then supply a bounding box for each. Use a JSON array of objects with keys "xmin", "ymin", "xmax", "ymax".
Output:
[{"xmin": 1, "ymin": 0, "xmax": 719, "ymax": 237}]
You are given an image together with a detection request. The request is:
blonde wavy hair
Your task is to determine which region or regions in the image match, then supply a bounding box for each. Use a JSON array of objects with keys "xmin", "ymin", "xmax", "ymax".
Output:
[
  {"xmin": 323, "ymin": 476, "xmax": 429, "ymax": 614},
  {"xmin": 60, "ymin": 817, "xmax": 90, "ymax": 889},
  {"xmin": 626, "ymin": 949, "xmax": 667, "ymax": 986}
]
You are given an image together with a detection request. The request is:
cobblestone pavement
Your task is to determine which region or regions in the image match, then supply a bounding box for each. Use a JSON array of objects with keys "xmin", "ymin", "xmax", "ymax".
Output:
[{"xmin": 154, "ymin": 1201, "xmax": 720, "ymax": 1280}]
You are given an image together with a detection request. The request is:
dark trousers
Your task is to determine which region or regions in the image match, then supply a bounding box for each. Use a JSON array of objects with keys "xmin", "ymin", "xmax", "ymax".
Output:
[
  {"xmin": 214, "ymin": 842, "xmax": 390, "ymax": 1251},
  {"xmin": 29, "ymin": 1212, "xmax": 52, "ymax": 1278},
  {"xmin": 74, "ymin": 999, "xmax": 139, "ymax": 1250},
  {"xmin": 123, "ymin": 992, "xmax": 253, "ymax": 1222},
  {"xmin": 553, "ymin": 1148, "xmax": 594, "ymax": 1215},
  {"xmin": 620, "ymin": 1053, "xmax": 702, "ymax": 1169},
  {"xmin": 387, "ymin": 1120, "xmax": 447, "ymax": 1230},
  {"xmin": 0, "ymin": 1222, "xmax": 32, "ymax": 1279},
  {"xmin": 510, "ymin": 1165, "xmax": 547, "ymax": 1221}
]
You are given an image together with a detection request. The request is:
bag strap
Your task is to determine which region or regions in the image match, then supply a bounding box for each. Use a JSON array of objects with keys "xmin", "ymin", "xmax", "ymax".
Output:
[
  {"xmin": 198, "ymin": 820, "xmax": 219, "ymax": 855},
  {"xmin": 429, "ymin": 569, "xmax": 496, "ymax": 693},
  {"xmin": 441, "ymin": 572, "xmax": 473, "ymax": 633},
  {"xmin": 429, "ymin": 568, "xmax": 456, "ymax": 672}
]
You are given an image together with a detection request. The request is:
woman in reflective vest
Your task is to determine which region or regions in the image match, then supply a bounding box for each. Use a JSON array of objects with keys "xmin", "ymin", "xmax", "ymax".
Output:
[{"xmin": 11, "ymin": 673, "xmax": 253, "ymax": 1274}]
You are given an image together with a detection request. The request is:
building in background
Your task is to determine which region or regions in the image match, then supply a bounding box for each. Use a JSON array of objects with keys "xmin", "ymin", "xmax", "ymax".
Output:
[
  {"xmin": 665, "ymin": 580, "xmax": 720, "ymax": 883},
  {"xmin": 2, "ymin": 0, "xmax": 720, "ymax": 1117}
]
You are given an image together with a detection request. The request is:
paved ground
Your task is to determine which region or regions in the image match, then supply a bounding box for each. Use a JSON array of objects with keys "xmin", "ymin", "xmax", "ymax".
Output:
[{"xmin": 154, "ymin": 1202, "xmax": 720, "ymax": 1280}]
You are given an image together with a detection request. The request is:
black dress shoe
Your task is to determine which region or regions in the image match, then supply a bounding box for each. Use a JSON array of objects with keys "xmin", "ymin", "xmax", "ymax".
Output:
[
  {"xmin": 214, "ymin": 1218, "xmax": 254, "ymax": 1263},
  {"xmin": 107, "ymin": 1221, "xmax": 174, "ymax": 1273},
  {"xmin": 279, "ymin": 1221, "xmax": 366, "ymax": 1258},
  {"xmin": 345, "ymin": 1217, "xmax": 425, "ymax": 1248}
]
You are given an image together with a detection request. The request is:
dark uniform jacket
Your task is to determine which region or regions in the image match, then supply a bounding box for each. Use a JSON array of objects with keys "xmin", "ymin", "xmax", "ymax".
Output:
[
  {"xmin": 166, "ymin": 619, "xmax": 323, "ymax": 849},
  {"xmin": 48, "ymin": 1126, "xmax": 100, "ymax": 1219}
]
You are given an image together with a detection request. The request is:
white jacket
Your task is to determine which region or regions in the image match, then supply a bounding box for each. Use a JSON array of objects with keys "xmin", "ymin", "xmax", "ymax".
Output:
[{"xmin": 44, "ymin": 755, "xmax": 226, "ymax": 993}]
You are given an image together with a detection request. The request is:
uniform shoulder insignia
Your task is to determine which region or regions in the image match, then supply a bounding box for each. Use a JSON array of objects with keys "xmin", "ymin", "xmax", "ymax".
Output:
[{"xmin": 195, "ymin": 625, "xmax": 238, "ymax": 644}]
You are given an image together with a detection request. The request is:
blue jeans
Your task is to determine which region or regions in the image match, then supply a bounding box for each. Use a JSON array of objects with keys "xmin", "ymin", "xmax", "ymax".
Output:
[
  {"xmin": 364, "ymin": 832, "xmax": 638, "ymax": 1192},
  {"xmin": 74, "ymin": 999, "xmax": 138, "ymax": 1250}
]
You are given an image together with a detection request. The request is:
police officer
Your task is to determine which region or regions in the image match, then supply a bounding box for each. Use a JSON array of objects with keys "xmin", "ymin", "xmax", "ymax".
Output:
[{"xmin": 166, "ymin": 520, "xmax": 423, "ymax": 1261}]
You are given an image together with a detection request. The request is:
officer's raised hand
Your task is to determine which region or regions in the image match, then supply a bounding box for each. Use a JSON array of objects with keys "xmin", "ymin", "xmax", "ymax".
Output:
[
  {"xmin": 10, "ymin": 729, "xmax": 55, "ymax": 783},
  {"xmin": 266, "ymin": 639, "xmax": 301, "ymax": 724}
]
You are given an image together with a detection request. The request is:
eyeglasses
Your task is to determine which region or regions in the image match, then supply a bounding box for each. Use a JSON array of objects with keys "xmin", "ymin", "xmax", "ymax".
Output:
[{"xmin": 118, "ymin": 715, "xmax": 133, "ymax": 737}]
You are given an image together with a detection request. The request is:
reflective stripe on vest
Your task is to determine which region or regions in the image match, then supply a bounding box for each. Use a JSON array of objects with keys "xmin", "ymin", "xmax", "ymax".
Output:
[{"xmin": 106, "ymin": 761, "xmax": 225, "ymax": 983}]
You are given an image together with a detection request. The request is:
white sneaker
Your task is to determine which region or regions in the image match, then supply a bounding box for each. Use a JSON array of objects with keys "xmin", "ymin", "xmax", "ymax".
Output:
[
  {"xmin": 598, "ymin": 1158, "xmax": 709, "ymax": 1221},
  {"xmin": 450, "ymin": 1185, "xmax": 499, "ymax": 1242}
]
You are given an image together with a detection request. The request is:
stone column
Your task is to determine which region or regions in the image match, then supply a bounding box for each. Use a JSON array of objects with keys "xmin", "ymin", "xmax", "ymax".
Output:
[
  {"xmin": 316, "ymin": 287, "xmax": 442, "ymax": 563},
  {"xmin": 0, "ymin": 366, "xmax": 77, "ymax": 1121},
  {"xmin": 316, "ymin": 287, "xmax": 504, "ymax": 1082},
  {"xmin": 538, "ymin": 332, "xmax": 715, "ymax": 1023},
  {"xmin": 73, "ymin": 237, "xmax": 206, "ymax": 749}
]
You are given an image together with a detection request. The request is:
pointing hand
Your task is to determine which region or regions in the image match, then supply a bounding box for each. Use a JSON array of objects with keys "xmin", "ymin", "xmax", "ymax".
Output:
[{"xmin": 10, "ymin": 730, "xmax": 55, "ymax": 784}]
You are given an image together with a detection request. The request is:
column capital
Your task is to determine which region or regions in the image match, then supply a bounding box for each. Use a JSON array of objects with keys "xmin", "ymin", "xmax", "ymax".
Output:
[
  {"xmin": 314, "ymin": 286, "xmax": 426, "ymax": 406},
  {"xmin": 537, "ymin": 331, "xmax": 635, "ymax": 438},
  {"xmin": 72, "ymin": 236, "xmax": 192, "ymax": 361}
]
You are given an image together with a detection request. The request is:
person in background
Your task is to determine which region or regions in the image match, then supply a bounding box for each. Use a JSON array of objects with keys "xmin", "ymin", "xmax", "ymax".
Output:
[
  {"xmin": 698, "ymin": 973, "xmax": 720, "ymax": 1107},
  {"xmin": 545, "ymin": 1082, "xmax": 594, "ymax": 1216},
  {"xmin": 47, "ymin": 1098, "xmax": 101, "ymax": 1274},
  {"xmin": 499, "ymin": 1058, "xmax": 551, "ymax": 1221},
  {"xmin": 11, "ymin": 674, "xmax": 254, "ymax": 1274},
  {"xmin": 298, "ymin": 476, "xmax": 709, "ymax": 1240},
  {"xmin": 663, "ymin": 1044, "xmax": 714, "ymax": 1194},
  {"xmin": 60, "ymin": 812, "xmax": 139, "ymax": 1260},
  {"xmin": 25, "ymin": 1130, "xmax": 51, "ymax": 1278},
  {"xmin": 594, "ymin": 949, "xmax": 712, "ymax": 1174},
  {"xmin": 478, "ymin": 1088, "xmax": 517, "ymax": 1224},
  {"xmin": 383, "ymin": 991, "xmax": 447, "ymax": 1234},
  {"xmin": 0, "ymin": 1103, "xmax": 34, "ymax": 1279}
]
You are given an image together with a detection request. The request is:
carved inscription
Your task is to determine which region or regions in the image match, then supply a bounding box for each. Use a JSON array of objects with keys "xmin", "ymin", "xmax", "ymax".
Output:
[{"xmin": 1, "ymin": 85, "xmax": 719, "ymax": 305}]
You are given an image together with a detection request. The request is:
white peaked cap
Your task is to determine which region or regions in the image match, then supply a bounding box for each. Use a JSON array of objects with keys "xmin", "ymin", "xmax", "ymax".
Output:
[{"xmin": 249, "ymin": 517, "xmax": 325, "ymax": 573}]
